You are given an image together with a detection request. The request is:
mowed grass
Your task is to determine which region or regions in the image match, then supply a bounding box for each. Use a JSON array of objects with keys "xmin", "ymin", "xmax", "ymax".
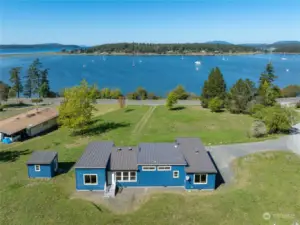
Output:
[
  {"xmin": 1, "ymin": 149, "xmax": 300, "ymax": 225},
  {"xmin": 138, "ymin": 106, "xmax": 277, "ymax": 145},
  {"xmin": 1, "ymin": 105, "xmax": 299, "ymax": 225}
]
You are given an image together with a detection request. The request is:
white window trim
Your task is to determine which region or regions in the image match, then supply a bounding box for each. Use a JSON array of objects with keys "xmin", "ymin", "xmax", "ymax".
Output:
[
  {"xmin": 194, "ymin": 174, "xmax": 208, "ymax": 184},
  {"xmin": 35, "ymin": 165, "xmax": 41, "ymax": 172},
  {"xmin": 142, "ymin": 166, "xmax": 156, "ymax": 171},
  {"xmin": 83, "ymin": 174, "xmax": 98, "ymax": 185},
  {"xmin": 173, "ymin": 170, "xmax": 179, "ymax": 178},
  {"xmin": 157, "ymin": 166, "xmax": 172, "ymax": 171},
  {"xmin": 115, "ymin": 171, "xmax": 137, "ymax": 182}
]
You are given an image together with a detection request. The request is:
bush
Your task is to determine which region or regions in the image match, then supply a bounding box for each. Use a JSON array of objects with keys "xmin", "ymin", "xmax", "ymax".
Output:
[
  {"xmin": 249, "ymin": 120, "xmax": 267, "ymax": 138},
  {"xmin": 166, "ymin": 91, "xmax": 178, "ymax": 110},
  {"xmin": 208, "ymin": 97, "xmax": 223, "ymax": 112},
  {"xmin": 148, "ymin": 92, "xmax": 160, "ymax": 100},
  {"xmin": 248, "ymin": 103, "xmax": 265, "ymax": 117},
  {"xmin": 31, "ymin": 98, "xmax": 43, "ymax": 103},
  {"xmin": 296, "ymin": 101, "xmax": 300, "ymax": 109},
  {"xmin": 0, "ymin": 104, "xmax": 4, "ymax": 111},
  {"xmin": 201, "ymin": 97, "xmax": 209, "ymax": 108}
]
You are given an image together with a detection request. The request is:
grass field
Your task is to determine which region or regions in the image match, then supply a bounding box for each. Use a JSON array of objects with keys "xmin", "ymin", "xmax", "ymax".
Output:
[{"xmin": 1, "ymin": 105, "xmax": 299, "ymax": 225}]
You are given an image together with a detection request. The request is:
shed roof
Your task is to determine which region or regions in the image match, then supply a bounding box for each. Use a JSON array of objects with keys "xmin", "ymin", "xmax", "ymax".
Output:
[
  {"xmin": 176, "ymin": 138, "xmax": 217, "ymax": 173},
  {"xmin": 26, "ymin": 151, "xmax": 57, "ymax": 165},
  {"xmin": 74, "ymin": 141, "xmax": 114, "ymax": 168},
  {"xmin": 0, "ymin": 107, "xmax": 58, "ymax": 135},
  {"xmin": 110, "ymin": 146, "xmax": 138, "ymax": 170},
  {"xmin": 138, "ymin": 143, "xmax": 187, "ymax": 165}
]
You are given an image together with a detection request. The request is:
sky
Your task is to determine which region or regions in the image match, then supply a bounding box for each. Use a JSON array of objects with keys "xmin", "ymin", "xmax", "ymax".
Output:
[{"xmin": 1, "ymin": 0, "xmax": 300, "ymax": 45}]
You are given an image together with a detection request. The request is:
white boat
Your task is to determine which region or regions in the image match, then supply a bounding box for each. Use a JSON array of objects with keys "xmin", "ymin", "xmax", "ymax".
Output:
[
  {"xmin": 83, "ymin": 64, "xmax": 86, "ymax": 68},
  {"xmin": 195, "ymin": 61, "xmax": 201, "ymax": 65},
  {"xmin": 139, "ymin": 60, "xmax": 142, "ymax": 63},
  {"xmin": 286, "ymin": 69, "xmax": 289, "ymax": 72},
  {"xmin": 222, "ymin": 57, "xmax": 225, "ymax": 61},
  {"xmin": 281, "ymin": 53, "xmax": 287, "ymax": 60},
  {"xmin": 181, "ymin": 56, "xmax": 184, "ymax": 60}
]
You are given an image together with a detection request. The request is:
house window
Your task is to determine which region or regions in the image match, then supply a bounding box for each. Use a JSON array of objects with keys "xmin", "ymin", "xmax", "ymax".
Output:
[
  {"xmin": 35, "ymin": 165, "xmax": 40, "ymax": 172},
  {"xmin": 115, "ymin": 171, "xmax": 137, "ymax": 182},
  {"xmin": 142, "ymin": 166, "xmax": 156, "ymax": 171},
  {"xmin": 157, "ymin": 166, "xmax": 171, "ymax": 171},
  {"xmin": 194, "ymin": 174, "xmax": 207, "ymax": 184},
  {"xmin": 84, "ymin": 174, "xmax": 98, "ymax": 185},
  {"xmin": 173, "ymin": 170, "xmax": 179, "ymax": 178}
]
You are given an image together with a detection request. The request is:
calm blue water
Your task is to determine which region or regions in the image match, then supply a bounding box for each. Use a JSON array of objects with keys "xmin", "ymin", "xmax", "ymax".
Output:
[{"xmin": 0, "ymin": 53, "xmax": 299, "ymax": 96}]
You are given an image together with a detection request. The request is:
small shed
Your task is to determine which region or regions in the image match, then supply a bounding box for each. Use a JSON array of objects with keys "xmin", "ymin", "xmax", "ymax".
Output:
[{"xmin": 27, "ymin": 151, "xmax": 58, "ymax": 178}]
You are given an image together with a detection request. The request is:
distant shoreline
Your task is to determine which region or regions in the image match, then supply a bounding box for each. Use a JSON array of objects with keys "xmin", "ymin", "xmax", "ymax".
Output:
[{"xmin": 1, "ymin": 51, "xmax": 300, "ymax": 58}]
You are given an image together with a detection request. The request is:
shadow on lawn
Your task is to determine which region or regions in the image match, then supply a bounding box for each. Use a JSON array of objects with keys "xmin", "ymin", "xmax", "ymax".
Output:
[
  {"xmin": 171, "ymin": 106, "xmax": 185, "ymax": 111},
  {"xmin": 0, "ymin": 149, "xmax": 31, "ymax": 162},
  {"xmin": 73, "ymin": 121, "xmax": 130, "ymax": 136},
  {"xmin": 207, "ymin": 151, "xmax": 225, "ymax": 189},
  {"xmin": 56, "ymin": 162, "xmax": 76, "ymax": 175},
  {"xmin": 124, "ymin": 108, "xmax": 135, "ymax": 113}
]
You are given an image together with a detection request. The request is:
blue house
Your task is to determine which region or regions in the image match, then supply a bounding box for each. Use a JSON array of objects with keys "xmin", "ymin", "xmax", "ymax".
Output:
[
  {"xmin": 74, "ymin": 138, "xmax": 217, "ymax": 196},
  {"xmin": 27, "ymin": 151, "xmax": 58, "ymax": 178}
]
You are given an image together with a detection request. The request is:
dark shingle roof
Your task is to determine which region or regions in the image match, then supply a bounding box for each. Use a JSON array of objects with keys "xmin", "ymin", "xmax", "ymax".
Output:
[
  {"xmin": 176, "ymin": 138, "xmax": 217, "ymax": 173},
  {"xmin": 138, "ymin": 143, "xmax": 187, "ymax": 165},
  {"xmin": 110, "ymin": 146, "xmax": 138, "ymax": 170},
  {"xmin": 26, "ymin": 151, "xmax": 57, "ymax": 165},
  {"xmin": 74, "ymin": 141, "xmax": 114, "ymax": 168}
]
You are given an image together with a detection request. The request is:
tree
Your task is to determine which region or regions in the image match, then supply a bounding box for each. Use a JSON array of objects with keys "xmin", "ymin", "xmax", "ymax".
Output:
[
  {"xmin": 226, "ymin": 79, "xmax": 256, "ymax": 114},
  {"xmin": 208, "ymin": 97, "xmax": 223, "ymax": 112},
  {"xmin": 8, "ymin": 88, "xmax": 17, "ymax": 98},
  {"xmin": 24, "ymin": 58, "xmax": 43, "ymax": 98},
  {"xmin": 173, "ymin": 85, "xmax": 189, "ymax": 100},
  {"xmin": 260, "ymin": 81, "xmax": 277, "ymax": 106},
  {"xmin": 259, "ymin": 63, "xmax": 277, "ymax": 86},
  {"xmin": 58, "ymin": 80, "xmax": 98, "ymax": 132},
  {"xmin": 39, "ymin": 69, "xmax": 50, "ymax": 98},
  {"xmin": 136, "ymin": 87, "xmax": 148, "ymax": 100},
  {"xmin": 110, "ymin": 89, "xmax": 122, "ymax": 99},
  {"xmin": 9, "ymin": 67, "xmax": 23, "ymax": 98},
  {"xmin": 166, "ymin": 91, "xmax": 178, "ymax": 109},
  {"xmin": 201, "ymin": 67, "xmax": 227, "ymax": 108},
  {"xmin": 99, "ymin": 88, "xmax": 111, "ymax": 99},
  {"xmin": 281, "ymin": 85, "xmax": 300, "ymax": 97},
  {"xmin": 0, "ymin": 81, "xmax": 10, "ymax": 101},
  {"xmin": 148, "ymin": 92, "xmax": 159, "ymax": 100},
  {"xmin": 126, "ymin": 92, "xmax": 139, "ymax": 100}
]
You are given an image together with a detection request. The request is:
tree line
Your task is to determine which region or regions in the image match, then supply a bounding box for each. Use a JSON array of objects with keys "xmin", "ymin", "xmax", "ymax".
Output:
[
  {"xmin": 0, "ymin": 58, "xmax": 55, "ymax": 101},
  {"xmin": 166, "ymin": 63, "xmax": 298, "ymax": 137},
  {"xmin": 65, "ymin": 42, "xmax": 256, "ymax": 54}
]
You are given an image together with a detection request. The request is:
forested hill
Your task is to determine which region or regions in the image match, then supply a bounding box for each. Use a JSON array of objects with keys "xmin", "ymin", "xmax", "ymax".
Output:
[
  {"xmin": 0, "ymin": 43, "xmax": 80, "ymax": 49},
  {"xmin": 86, "ymin": 43, "xmax": 256, "ymax": 54}
]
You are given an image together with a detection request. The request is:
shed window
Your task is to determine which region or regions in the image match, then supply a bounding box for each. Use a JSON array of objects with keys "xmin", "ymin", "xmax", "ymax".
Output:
[
  {"xmin": 84, "ymin": 174, "xmax": 98, "ymax": 185},
  {"xmin": 35, "ymin": 165, "xmax": 41, "ymax": 172},
  {"xmin": 173, "ymin": 170, "xmax": 179, "ymax": 178},
  {"xmin": 115, "ymin": 171, "xmax": 137, "ymax": 182},
  {"xmin": 157, "ymin": 166, "xmax": 171, "ymax": 171},
  {"xmin": 142, "ymin": 166, "xmax": 156, "ymax": 171},
  {"xmin": 194, "ymin": 174, "xmax": 207, "ymax": 184}
]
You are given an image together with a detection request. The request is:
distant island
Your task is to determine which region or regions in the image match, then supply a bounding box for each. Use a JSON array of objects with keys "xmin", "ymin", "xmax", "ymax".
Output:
[{"xmin": 0, "ymin": 43, "xmax": 80, "ymax": 49}]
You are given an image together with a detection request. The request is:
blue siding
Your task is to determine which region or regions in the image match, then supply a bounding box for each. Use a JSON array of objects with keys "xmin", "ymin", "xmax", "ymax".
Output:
[
  {"xmin": 75, "ymin": 168, "xmax": 106, "ymax": 191},
  {"xmin": 185, "ymin": 173, "xmax": 216, "ymax": 190},
  {"xmin": 117, "ymin": 165, "xmax": 186, "ymax": 187},
  {"xmin": 27, "ymin": 164, "xmax": 53, "ymax": 178}
]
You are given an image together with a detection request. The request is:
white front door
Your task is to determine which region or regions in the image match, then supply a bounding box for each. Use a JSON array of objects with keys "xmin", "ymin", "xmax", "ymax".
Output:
[{"xmin": 111, "ymin": 172, "xmax": 116, "ymax": 185}]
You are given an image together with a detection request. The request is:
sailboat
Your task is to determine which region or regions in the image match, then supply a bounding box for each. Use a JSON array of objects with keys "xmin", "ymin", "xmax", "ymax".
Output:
[
  {"xmin": 281, "ymin": 53, "xmax": 287, "ymax": 60},
  {"xmin": 181, "ymin": 55, "xmax": 184, "ymax": 60},
  {"xmin": 195, "ymin": 61, "xmax": 201, "ymax": 65},
  {"xmin": 222, "ymin": 56, "xmax": 225, "ymax": 61}
]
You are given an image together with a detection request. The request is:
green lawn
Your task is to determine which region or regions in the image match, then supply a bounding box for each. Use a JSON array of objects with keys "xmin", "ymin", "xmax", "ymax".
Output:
[{"xmin": 1, "ymin": 105, "xmax": 299, "ymax": 225}]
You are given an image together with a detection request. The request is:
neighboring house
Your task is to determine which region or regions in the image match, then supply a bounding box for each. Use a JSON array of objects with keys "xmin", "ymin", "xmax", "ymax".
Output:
[
  {"xmin": 0, "ymin": 107, "xmax": 58, "ymax": 143},
  {"xmin": 27, "ymin": 151, "xmax": 58, "ymax": 178},
  {"xmin": 74, "ymin": 138, "xmax": 217, "ymax": 197}
]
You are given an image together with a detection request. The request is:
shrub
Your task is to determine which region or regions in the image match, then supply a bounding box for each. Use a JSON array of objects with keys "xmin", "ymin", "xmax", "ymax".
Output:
[
  {"xmin": 296, "ymin": 101, "xmax": 300, "ymax": 109},
  {"xmin": 208, "ymin": 97, "xmax": 223, "ymax": 112},
  {"xmin": 249, "ymin": 120, "xmax": 267, "ymax": 138},
  {"xmin": 31, "ymin": 98, "xmax": 43, "ymax": 103},
  {"xmin": 248, "ymin": 103, "xmax": 265, "ymax": 117},
  {"xmin": 148, "ymin": 92, "xmax": 160, "ymax": 100},
  {"xmin": 166, "ymin": 91, "xmax": 178, "ymax": 110},
  {"xmin": 0, "ymin": 104, "xmax": 4, "ymax": 111}
]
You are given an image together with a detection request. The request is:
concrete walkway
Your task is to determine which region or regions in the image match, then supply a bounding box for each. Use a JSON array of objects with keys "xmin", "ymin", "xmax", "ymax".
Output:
[{"xmin": 207, "ymin": 124, "xmax": 300, "ymax": 184}]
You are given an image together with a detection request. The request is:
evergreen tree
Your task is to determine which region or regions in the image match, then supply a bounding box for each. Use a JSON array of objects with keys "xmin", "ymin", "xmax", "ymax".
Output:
[
  {"xmin": 39, "ymin": 69, "xmax": 50, "ymax": 97},
  {"xmin": 172, "ymin": 85, "xmax": 189, "ymax": 100},
  {"xmin": 24, "ymin": 58, "xmax": 42, "ymax": 98},
  {"xmin": 166, "ymin": 91, "xmax": 178, "ymax": 109},
  {"xmin": 136, "ymin": 87, "xmax": 148, "ymax": 100},
  {"xmin": 201, "ymin": 67, "xmax": 227, "ymax": 108},
  {"xmin": 9, "ymin": 67, "xmax": 23, "ymax": 98}
]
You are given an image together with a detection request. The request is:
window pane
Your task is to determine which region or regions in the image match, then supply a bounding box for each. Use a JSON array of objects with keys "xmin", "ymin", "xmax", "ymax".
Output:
[
  {"xmin": 130, "ymin": 172, "xmax": 136, "ymax": 180},
  {"xmin": 200, "ymin": 174, "xmax": 207, "ymax": 183},
  {"xmin": 116, "ymin": 172, "xmax": 122, "ymax": 180},
  {"xmin": 91, "ymin": 175, "xmax": 97, "ymax": 184},
  {"xmin": 85, "ymin": 175, "xmax": 91, "ymax": 184},
  {"xmin": 123, "ymin": 175, "xmax": 129, "ymax": 181},
  {"xmin": 123, "ymin": 172, "xmax": 129, "ymax": 177},
  {"xmin": 195, "ymin": 174, "xmax": 200, "ymax": 183}
]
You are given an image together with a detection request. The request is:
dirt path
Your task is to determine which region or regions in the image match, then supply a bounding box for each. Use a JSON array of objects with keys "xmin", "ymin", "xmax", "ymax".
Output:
[{"xmin": 132, "ymin": 106, "xmax": 156, "ymax": 135}]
